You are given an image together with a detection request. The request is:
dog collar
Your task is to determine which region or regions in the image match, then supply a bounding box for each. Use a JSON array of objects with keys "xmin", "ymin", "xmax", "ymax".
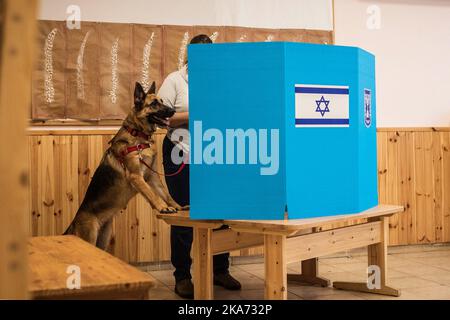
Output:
[{"xmin": 123, "ymin": 125, "xmax": 150, "ymax": 140}]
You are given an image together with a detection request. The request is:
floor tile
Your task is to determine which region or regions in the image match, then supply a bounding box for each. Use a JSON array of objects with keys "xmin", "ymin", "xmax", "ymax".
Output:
[
  {"xmin": 392, "ymin": 263, "xmax": 448, "ymax": 276},
  {"xmin": 145, "ymin": 244, "xmax": 450, "ymax": 300},
  {"xmin": 388, "ymin": 276, "xmax": 441, "ymax": 289},
  {"xmin": 419, "ymin": 270, "xmax": 450, "ymax": 286},
  {"xmin": 149, "ymin": 269, "xmax": 176, "ymax": 286},
  {"xmin": 148, "ymin": 281, "xmax": 183, "ymax": 300},
  {"xmin": 406, "ymin": 285, "xmax": 450, "ymax": 300}
]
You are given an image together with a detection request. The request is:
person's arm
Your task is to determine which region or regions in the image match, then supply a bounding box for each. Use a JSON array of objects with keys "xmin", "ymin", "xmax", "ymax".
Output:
[{"xmin": 169, "ymin": 111, "xmax": 188, "ymax": 127}]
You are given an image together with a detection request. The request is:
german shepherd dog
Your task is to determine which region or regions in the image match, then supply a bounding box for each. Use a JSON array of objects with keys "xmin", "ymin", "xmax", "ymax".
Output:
[{"xmin": 64, "ymin": 82, "xmax": 183, "ymax": 250}]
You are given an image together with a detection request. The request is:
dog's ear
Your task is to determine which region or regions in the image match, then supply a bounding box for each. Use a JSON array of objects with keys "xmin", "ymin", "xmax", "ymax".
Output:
[
  {"xmin": 134, "ymin": 82, "xmax": 146, "ymax": 109},
  {"xmin": 147, "ymin": 81, "xmax": 156, "ymax": 95}
]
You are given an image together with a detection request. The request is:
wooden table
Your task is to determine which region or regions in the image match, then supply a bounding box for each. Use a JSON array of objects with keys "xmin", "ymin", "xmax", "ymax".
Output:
[
  {"xmin": 28, "ymin": 235, "xmax": 156, "ymax": 299},
  {"xmin": 157, "ymin": 204, "xmax": 404, "ymax": 300}
]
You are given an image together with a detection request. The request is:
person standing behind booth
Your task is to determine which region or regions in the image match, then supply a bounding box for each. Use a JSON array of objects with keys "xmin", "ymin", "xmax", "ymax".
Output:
[{"xmin": 158, "ymin": 34, "xmax": 241, "ymax": 299}]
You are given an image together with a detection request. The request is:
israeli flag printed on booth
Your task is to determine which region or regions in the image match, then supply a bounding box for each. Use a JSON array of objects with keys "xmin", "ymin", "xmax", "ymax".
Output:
[{"xmin": 295, "ymin": 84, "xmax": 349, "ymax": 127}]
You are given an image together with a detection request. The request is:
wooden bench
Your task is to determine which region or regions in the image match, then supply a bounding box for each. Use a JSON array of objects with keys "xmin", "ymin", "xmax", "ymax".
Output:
[
  {"xmin": 28, "ymin": 235, "xmax": 156, "ymax": 299},
  {"xmin": 157, "ymin": 204, "xmax": 404, "ymax": 300}
]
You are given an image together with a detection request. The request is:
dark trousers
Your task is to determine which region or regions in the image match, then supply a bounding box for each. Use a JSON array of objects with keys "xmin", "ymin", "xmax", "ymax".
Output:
[{"xmin": 162, "ymin": 136, "xmax": 229, "ymax": 282}]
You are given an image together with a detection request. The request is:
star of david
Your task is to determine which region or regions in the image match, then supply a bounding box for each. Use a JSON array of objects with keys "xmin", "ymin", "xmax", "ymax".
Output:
[{"xmin": 315, "ymin": 96, "xmax": 330, "ymax": 117}]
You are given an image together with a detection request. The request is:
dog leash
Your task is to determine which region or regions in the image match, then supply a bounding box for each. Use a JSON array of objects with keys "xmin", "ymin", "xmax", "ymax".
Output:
[
  {"xmin": 139, "ymin": 153, "xmax": 186, "ymax": 177},
  {"xmin": 116, "ymin": 128, "xmax": 186, "ymax": 177}
]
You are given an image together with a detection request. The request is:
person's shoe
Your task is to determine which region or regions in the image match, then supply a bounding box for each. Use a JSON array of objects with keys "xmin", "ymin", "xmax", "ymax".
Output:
[
  {"xmin": 175, "ymin": 278, "xmax": 194, "ymax": 299},
  {"xmin": 214, "ymin": 272, "xmax": 242, "ymax": 290}
]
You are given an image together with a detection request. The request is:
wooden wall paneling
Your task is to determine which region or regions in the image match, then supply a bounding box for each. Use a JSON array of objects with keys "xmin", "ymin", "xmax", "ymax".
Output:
[
  {"xmin": 29, "ymin": 136, "xmax": 39, "ymax": 236},
  {"xmin": 193, "ymin": 26, "xmax": 226, "ymax": 43},
  {"xmin": 414, "ymin": 132, "xmax": 435, "ymax": 243},
  {"xmin": 132, "ymin": 24, "xmax": 163, "ymax": 92},
  {"xmin": 137, "ymin": 194, "xmax": 153, "ymax": 262},
  {"xmin": 162, "ymin": 25, "xmax": 194, "ymax": 79},
  {"xmin": 433, "ymin": 132, "xmax": 444, "ymax": 242},
  {"xmin": 99, "ymin": 23, "xmax": 133, "ymax": 119},
  {"xmin": 32, "ymin": 20, "xmax": 67, "ymax": 119},
  {"xmin": 40, "ymin": 136, "xmax": 56, "ymax": 236},
  {"xmin": 53, "ymin": 136, "xmax": 63, "ymax": 234},
  {"xmin": 386, "ymin": 132, "xmax": 399, "ymax": 245},
  {"xmin": 26, "ymin": 129, "xmax": 450, "ymax": 262},
  {"xmin": 114, "ymin": 197, "xmax": 135, "ymax": 262},
  {"xmin": 149, "ymin": 131, "xmax": 171, "ymax": 262},
  {"xmin": 65, "ymin": 22, "xmax": 100, "ymax": 120},
  {"xmin": 87, "ymin": 135, "xmax": 104, "ymax": 178},
  {"xmin": 77, "ymin": 135, "xmax": 90, "ymax": 206},
  {"xmin": 130, "ymin": 196, "xmax": 140, "ymax": 263},
  {"xmin": 67, "ymin": 136, "xmax": 80, "ymax": 232},
  {"xmin": 442, "ymin": 132, "xmax": 450, "ymax": 242},
  {"xmin": 224, "ymin": 26, "xmax": 254, "ymax": 43},
  {"xmin": 396, "ymin": 131, "xmax": 416, "ymax": 244},
  {"xmin": 377, "ymin": 132, "xmax": 388, "ymax": 205}
]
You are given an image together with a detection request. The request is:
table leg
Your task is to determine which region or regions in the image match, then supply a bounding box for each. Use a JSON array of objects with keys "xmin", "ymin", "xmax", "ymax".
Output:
[
  {"xmin": 333, "ymin": 217, "xmax": 401, "ymax": 297},
  {"xmin": 287, "ymin": 258, "xmax": 331, "ymax": 287},
  {"xmin": 193, "ymin": 227, "xmax": 213, "ymax": 300},
  {"xmin": 264, "ymin": 234, "xmax": 287, "ymax": 300}
]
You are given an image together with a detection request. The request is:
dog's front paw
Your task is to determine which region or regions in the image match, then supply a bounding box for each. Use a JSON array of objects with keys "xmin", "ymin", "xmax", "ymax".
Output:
[
  {"xmin": 180, "ymin": 205, "xmax": 190, "ymax": 211},
  {"xmin": 159, "ymin": 206, "xmax": 178, "ymax": 214}
]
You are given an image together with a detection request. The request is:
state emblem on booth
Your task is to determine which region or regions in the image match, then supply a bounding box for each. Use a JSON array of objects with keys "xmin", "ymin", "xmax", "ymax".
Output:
[{"xmin": 364, "ymin": 88, "xmax": 372, "ymax": 128}]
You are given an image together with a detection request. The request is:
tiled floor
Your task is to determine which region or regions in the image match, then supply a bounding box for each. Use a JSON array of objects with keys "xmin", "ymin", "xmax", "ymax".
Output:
[{"xmin": 142, "ymin": 244, "xmax": 450, "ymax": 300}]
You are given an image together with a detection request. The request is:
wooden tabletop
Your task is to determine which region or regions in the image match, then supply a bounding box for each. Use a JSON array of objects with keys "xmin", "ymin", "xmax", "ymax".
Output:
[
  {"xmin": 157, "ymin": 205, "xmax": 404, "ymax": 234},
  {"xmin": 28, "ymin": 235, "xmax": 156, "ymax": 299}
]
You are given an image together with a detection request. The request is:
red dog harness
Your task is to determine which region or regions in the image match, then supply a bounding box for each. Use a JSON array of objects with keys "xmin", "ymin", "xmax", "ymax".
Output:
[{"xmin": 116, "ymin": 126, "xmax": 186, "ymax": 177}]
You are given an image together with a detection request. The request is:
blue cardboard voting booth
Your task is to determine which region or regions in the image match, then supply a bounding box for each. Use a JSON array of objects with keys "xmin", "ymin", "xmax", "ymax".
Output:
[{"xmin": 187, "ymin": 42, "xmax": 377, "ymax": 220}]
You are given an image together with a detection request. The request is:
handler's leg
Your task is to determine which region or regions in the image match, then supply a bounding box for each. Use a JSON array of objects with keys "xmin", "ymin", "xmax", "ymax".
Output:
[
  {"xmin": 163, "ymin": 137, "xmax": 194, "ymax": 298},
  {"xmin": 213, "ymin": 226, "xmax": 241, "ymax": 290}
]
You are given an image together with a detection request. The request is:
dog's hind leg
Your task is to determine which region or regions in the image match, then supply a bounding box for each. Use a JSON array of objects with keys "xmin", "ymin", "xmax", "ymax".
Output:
[
  {"xmin": 72, "ymin": 214, "xmax": 100, "ymax": 246},
  {"xmin": 96, "ymin": 219, "xmax": 113, "ymax": 251}
]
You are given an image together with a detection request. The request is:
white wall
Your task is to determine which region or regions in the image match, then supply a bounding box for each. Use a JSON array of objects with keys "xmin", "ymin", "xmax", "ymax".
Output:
[
  {"xmin": 38, "ymin": 0, "xmax": 333, "ymax": 30},
  {"xmin": 334, "ymin": 0, "xmax": 450, "ymax": 127}
]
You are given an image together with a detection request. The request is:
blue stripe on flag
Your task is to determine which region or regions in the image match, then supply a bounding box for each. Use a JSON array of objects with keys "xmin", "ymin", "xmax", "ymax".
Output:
[
  {"xmin": 295, "ymin": 118, "xmax": 349, "ymax": 125},
  {"xmin": 295, "ymin": 87, "xmax": 349, "ymax": 95}
]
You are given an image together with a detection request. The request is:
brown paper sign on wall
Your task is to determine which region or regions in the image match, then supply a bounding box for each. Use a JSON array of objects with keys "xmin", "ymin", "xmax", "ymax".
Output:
[
  {"xmin": 192, "ymin": 26, "xmax": 226, "ymax": 43},
  {"xmin": 66, "ymin": 22, "xmax": 100, "ymax": 120},
  {"xmin": 251, "ymin": 28, "xmax": 280, "ymax": 43},
  {"xmin": 224, "ymin": 26, "xmax": 254, "ymax": 43},
  {"xmin": 162, "ymin": 25, "xmax": 194, "ymax": 80},
  {"xmin": 32, "ymin": 20, "xmax": 66, "ymax": 119},
  {"xmin": 304, "ymin": 30, "xmax": 333, "ymax": 45},
  {"xmin": 132, "ymin": 24, "xmax": 163, "ymax": 93},
  {"xmin": 278, "ymin": 29, "xmax": 309, "ymax": 42},
  {"xmin": 31, "ymin": 20, "xmax": 334, "ymax": 121},
  {"xmin": 99, "ymin": 23, "xmax": 133, "ymax": 119}
]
